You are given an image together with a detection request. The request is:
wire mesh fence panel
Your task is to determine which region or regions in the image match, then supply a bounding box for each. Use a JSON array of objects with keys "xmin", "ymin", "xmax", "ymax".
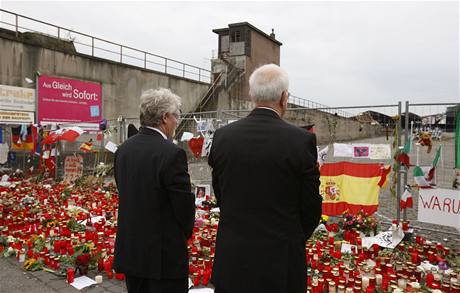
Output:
[
  {"xmin": 53, "ymin": 132, "xmax": 113, "ymax": 180},
  {"xmin": 179, "ymin": 104, "xmax": 460, "ymax": 248},
  {"xmin": 399, "ymin": 103, "xmax": 460, "ymax": 244}
]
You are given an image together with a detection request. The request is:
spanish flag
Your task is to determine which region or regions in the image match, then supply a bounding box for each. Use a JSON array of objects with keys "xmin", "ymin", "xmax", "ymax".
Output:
[{"xmin": 320, "ymin": 162, "xmax": 389, "ymax": 216}]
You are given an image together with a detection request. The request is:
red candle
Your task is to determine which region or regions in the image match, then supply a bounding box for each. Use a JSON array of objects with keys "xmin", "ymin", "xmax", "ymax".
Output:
[
  {"xmin": 411, "ymin": 252, "xmax": 419, "ymax": 264},
  {"xmin": 67, "ymin": 268, "xmax": 75, "ymax": 283},
  {"xmin": 425, "ymin": 272, "xmax": 434, "ymax": 287},
  {"xmin": 115, "ymin": 273, "xmax": 125, "ymax": 281},
  {"xmin": 402, "ymin": 221, "xmax": 409, "ymax": 231}
]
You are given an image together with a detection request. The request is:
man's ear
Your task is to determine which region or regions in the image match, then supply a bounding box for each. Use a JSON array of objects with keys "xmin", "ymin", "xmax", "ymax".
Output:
[{"xmin": 280, "ymin": 91, "xmax": 288, "ymax": 107}]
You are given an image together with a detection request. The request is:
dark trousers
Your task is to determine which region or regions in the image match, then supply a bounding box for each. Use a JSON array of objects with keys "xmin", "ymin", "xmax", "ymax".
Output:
[
  {"xmin": 214, "ymin": 288, "xmax": 229, "ymax": 293},
  {"xmin": 125, "ymin": 276, "xmax": 188, "ymax": 293}
]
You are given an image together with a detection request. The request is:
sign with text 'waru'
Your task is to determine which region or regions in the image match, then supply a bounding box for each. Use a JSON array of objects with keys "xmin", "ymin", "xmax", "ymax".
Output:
[{"xmin": 418, "ymin": 188, "xmax": 460, "ymax": 229}]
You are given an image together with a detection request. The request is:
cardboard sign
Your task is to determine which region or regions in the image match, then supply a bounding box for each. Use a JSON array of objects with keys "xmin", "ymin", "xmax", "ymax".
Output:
[
  {"xmin": 418, "ymin": 188, "xmax": 460, "ymax": 229},
  {"xmin": 63, "ymin": 155, "xmax": 83, "ymax": 182}
]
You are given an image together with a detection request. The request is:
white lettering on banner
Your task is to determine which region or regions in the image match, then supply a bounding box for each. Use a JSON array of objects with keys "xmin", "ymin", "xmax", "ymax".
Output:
[
  {"xmin": 417, "ymin": 188, "xmax": 460, "ymax": 229},
  {"xmin": 73, "ymin": 89, "xmax": 98, "ymax": 101},
  {"xmin": 52, "ymin": 81, "xmax": 73, "ymax": 91}
]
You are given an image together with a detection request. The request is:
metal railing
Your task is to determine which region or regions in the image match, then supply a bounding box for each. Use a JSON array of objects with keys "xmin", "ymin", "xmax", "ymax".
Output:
[
  {"xmin": 288, "ymin": 95, "xmax": 354, "ymax": 118},
  {"xmin": 0, "ymin": 9, "xmax": 211, "ymax": 83}
]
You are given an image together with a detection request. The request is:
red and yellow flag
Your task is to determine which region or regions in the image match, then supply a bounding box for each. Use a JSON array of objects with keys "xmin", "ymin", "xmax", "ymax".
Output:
[{"xmin": 320, "ymin": 162, "xmax": 389, "ymax": 216}]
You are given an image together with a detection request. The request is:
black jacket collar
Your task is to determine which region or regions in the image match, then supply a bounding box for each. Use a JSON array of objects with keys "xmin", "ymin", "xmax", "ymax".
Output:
[
  {"xmin": 138, "ymin": 126, "xmax": 162, "ymax": 137},
  {"xmin": 249, "ymin": 107, "xmax": 281, "ymax": 119}
]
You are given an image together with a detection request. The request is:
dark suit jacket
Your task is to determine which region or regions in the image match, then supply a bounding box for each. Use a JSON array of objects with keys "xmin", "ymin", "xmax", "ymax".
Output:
[
  {"xmin": 113, "ymin": 127, "xmax": 195, "ymax": 279},
  {"xmin": 208, "ymin": 108, "xmax": 322, "ymax": 293}
]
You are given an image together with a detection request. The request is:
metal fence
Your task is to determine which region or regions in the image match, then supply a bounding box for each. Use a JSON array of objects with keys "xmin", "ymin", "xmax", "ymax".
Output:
[
  {"xmin": 0, "ymin": 9, "xmax": 211, "ymax": 83},
  {"xmin": 179, "ymin": 102, "xmax": 460, "ymax": 244},
  {"xmin": 398, "ymin": 103, "xmax": 459, "ymax": 240},
  {"xmin": 288, "ymin": 95, "xmax": 355, "ymax": 118}
]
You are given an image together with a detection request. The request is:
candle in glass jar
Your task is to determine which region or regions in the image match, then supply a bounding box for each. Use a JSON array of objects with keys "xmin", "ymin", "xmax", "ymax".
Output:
[
  {"xmin": 397, "ymin": 278, "xmax": 407, "ymax": 289},
  {"xmin": 67, "ymin": 268, "xmax": 74, "ymax": 283},
  {"xmin": 328, "ymin": 281, "xmax": 336, "ymax": 293},
  {"xmin": 375, "ymin": 274, "xmax": 382, "ymax": 287},
  {"xmin": 362, "ymin": 276, "xmax": 369, "ymax": 290}
]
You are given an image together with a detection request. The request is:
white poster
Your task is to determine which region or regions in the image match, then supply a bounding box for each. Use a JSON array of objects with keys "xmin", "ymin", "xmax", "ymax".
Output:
[
  {"xmin": 196, "ymin": 120, "xmax": 209, "ymax": 132},
  {"xmin": 334, "ymin": 143, "xmax": 391, "ymax": 160},
  {"xmin": 333, "ymin": 143, "xmax": 353, "ymax": 157},
  {"xmin": 418, "ymin": 188, "xmax": 460, "ymax": 229},
  {"xmin": 369, "ymin": 144, "xmax": 391, "ymax": 160},
  {"xmin": 201, "ymin": 131, "xmax": 214, "ymax": 157},
  {"xmin": 105, "ymin": 141, "xmax": 118, "ymax": 153}
]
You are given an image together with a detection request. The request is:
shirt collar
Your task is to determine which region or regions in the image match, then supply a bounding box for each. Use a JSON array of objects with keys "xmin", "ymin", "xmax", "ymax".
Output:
[
  {"xmin": 144, "ymin": 126, "xmax": 167, "ymax": 140},
  {"xmin": 256, "ymin": 107, "xmax": 280, "ymax": 117}
]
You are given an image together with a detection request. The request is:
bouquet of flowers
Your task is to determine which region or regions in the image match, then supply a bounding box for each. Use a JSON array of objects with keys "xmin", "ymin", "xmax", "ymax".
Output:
[{"xmin": 340, "ymin": 209, "xmax": 378, "ymax": 236}]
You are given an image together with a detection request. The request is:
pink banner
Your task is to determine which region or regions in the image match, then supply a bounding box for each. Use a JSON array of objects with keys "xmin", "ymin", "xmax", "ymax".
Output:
[{"xmin": 37, "ymin": 75, "xmax": 102, "ymax": 124}]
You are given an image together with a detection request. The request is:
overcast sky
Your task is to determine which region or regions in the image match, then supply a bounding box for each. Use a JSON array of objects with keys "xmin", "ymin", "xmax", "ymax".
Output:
[{"xmin": 2, "ymin": 1, "xmax": 459, "ymax": 111}]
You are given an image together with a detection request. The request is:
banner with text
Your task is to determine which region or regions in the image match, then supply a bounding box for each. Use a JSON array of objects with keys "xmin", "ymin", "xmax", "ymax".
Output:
[
  {"xmin": 0, "ymin": 110, "xmax": 34, "ymax": 124},
  {"xmin": 0, "ymin": 84, "xmax": 35, "ymax": 112},
  {"xmin": 37, "ymin": 75, "xmax": 102, "ymax": 126},
  {"xmin": 418, "ymin": 188, "xmax": 460, "ymax": 229}
]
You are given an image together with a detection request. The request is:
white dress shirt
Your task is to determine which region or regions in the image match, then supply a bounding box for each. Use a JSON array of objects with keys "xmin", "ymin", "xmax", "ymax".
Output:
[{"xmin": 145, "ymin": 126, "xmax": 167, "ymax": 140}]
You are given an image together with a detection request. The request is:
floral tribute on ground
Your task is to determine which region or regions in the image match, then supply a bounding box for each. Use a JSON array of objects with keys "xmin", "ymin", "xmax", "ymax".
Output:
[{"xmin": 0, "ymin": 174, "xmax": 459, "ymax": 292}]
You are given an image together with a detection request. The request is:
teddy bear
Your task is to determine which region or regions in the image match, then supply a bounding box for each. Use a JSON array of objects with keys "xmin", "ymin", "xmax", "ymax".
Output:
[{"xmin": 418, "ymin": 131, "xmax": 432, "ymax": 153}]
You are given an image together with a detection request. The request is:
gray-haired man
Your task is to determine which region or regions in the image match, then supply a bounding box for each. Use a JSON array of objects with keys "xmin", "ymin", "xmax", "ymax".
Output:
[
  {"xmin": 209, "ymin": 64, "xmax": 322, "ymax": 293},
  {"xmin": 114, "ymin": 88, "xmax": 195, "ymax": 293}
]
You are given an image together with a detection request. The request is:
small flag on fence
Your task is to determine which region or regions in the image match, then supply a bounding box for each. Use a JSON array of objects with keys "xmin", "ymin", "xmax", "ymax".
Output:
[
  {"xmin": 426, "ymin": 145, "xmax": 441, "ymax": 182},
  {"xmin": 42, "ymin": 127, "xmax": 84, "ymax": 144},
  {"xmin": 397, "ymin": 134, "xmax": 413, "ymax": 167},
  {"xmin": 79, "ymin": 142, "xmax": 93, "ymax": 152},
  {"xmin": 400, "ymin": 185, "xmax": 413, "ymax": 209},
  {"xmin": 413, "ymin": 165, "xmax": 432, "ymax": 188}
]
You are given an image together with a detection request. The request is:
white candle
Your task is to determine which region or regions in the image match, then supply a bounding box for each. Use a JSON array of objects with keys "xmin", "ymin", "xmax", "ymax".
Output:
[
  {"xmin": 376, "ymin": 274, "xmax": 383, "ymax": 286},
  {"xmin": 397, "ymin": 278, "xmax": 407, "ymax": 289},
  {"xmin": 95, "ymin": 275, "xmax": 103, "ymax": 283},
  {"xmin": 362, "ymin": 276, "xmax": 369, "ymax": 290}
]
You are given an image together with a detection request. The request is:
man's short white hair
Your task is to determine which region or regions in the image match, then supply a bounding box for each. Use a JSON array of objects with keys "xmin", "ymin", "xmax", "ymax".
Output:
[
  {"xmin": 249, "ymin": 64, "xmax": 289, "ymax": 103},
  {"xmin": 139, "ymin": 88, "xmax": 181, "ymax": 127}
]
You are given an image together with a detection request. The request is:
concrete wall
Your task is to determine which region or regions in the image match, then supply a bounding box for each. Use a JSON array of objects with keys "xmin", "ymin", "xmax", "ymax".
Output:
[
  {"xmin": 284, "ymin": 108, "xmax": 382, "ymax": 145},
  {"xmin": 0, "ymin": 33, "xmax": 210, "ymax": 121}
]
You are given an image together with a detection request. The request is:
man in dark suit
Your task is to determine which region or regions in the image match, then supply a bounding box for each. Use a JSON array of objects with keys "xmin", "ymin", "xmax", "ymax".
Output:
[
  {"xmin": 114, "ymin": 88, "xmax": 195, "ymax": 293},
  {"xmin": 208, "ymin": 64, "xmax": 322, "ymax": 293}
]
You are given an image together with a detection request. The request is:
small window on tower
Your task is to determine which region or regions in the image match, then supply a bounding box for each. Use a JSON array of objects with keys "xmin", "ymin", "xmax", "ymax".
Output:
[{"xmin": 231, "ymin": 30, "xmax": 241, "ymax": 42}]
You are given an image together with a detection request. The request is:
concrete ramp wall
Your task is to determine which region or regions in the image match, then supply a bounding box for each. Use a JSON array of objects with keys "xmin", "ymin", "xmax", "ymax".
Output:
[{"xmin": 0, "ymin": 31, "xmax": 210, "ymax": 120}]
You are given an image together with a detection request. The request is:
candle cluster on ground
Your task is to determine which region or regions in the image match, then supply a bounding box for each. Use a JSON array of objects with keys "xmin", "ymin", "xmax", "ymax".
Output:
[
  {"xmin": 0, "ymin": 177, "xmax": 459, "ymax": 292},
  {"xmin": 0, "ymin": 178, "xmax": 120, "ymax": 281}
]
